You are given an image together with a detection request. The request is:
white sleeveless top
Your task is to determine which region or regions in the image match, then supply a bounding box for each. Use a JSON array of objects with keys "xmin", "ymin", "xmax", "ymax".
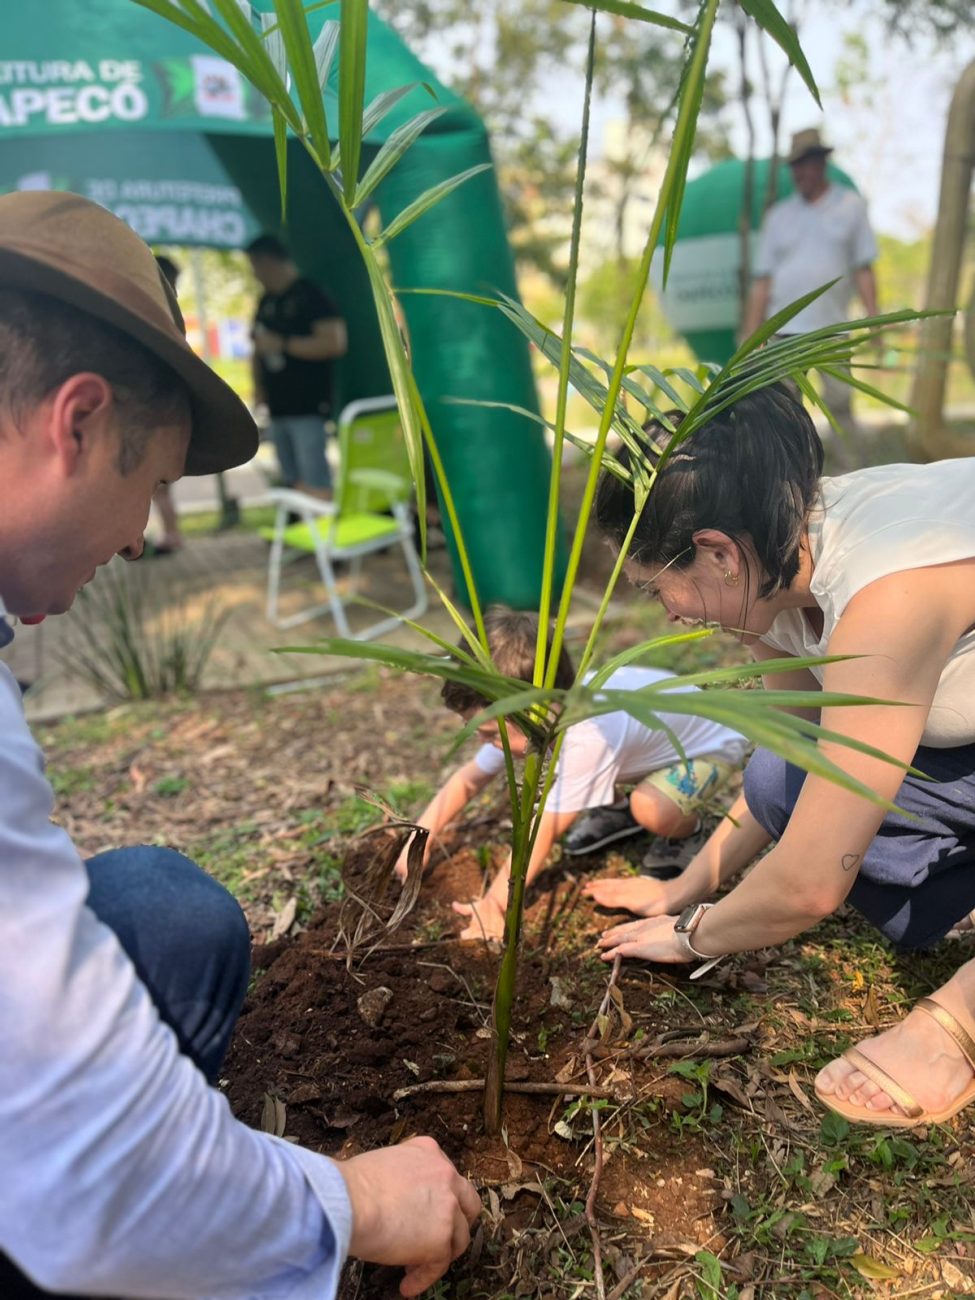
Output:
[{"xmin": 760, "ymin": 459, "xmax": 975, "ymax": 748}]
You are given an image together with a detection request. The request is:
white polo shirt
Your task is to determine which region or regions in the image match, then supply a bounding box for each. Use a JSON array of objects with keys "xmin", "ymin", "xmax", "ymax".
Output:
[
  {"xmin": 754, "ymin": 184, "xmax": 878, "ymax": 333},
  {"xmin": 0, "ymin": 603, "xmax": 352, "ymax": 1297}
]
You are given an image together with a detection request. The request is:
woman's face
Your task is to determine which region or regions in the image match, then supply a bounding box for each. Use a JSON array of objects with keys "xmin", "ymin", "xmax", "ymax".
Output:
[{"xmin": 623, "ymin": 532, "xmax": 779, "ymax": 643}]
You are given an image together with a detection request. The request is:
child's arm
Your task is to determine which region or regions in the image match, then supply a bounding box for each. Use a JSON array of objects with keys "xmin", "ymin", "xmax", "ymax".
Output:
[
  {"xmin": 394, "ymin": 761, "xmax": 495, "ymax": 882},
  {"xmin": 584, "ymin": 793, "xmax": 769, "ymax": 918},
  {"xmin": 664, "ymin": 794, "xmax": 771, "ymax": 909},
  {"xmin": 452, "ymin": 808, "xmax": 579, "ymax": 939}
]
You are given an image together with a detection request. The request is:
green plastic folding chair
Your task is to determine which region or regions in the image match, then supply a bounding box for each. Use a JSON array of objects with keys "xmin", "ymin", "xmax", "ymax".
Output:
[{"xmin": 263, "ymin": 397, "xmax": 427, "ymax": 636}]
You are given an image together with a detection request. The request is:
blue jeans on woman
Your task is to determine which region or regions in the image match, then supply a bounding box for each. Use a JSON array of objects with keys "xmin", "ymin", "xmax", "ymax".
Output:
[
  {"xmin": 0, "ymin": 846, "xmax": 251, "ymax": 1298},
  {"xmin": 744, "ymin": 743, "xmax": 975, "ymax": 950}
]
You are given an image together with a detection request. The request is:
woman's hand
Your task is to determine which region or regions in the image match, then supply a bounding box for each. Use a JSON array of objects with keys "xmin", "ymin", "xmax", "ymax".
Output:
[
  {"xmin": 596, "ymin": 914, "xmax": 689, "ymax": 964},
  {"xmin": 582, "ymin": 874, "xmax": 677, "ymax": 917}
]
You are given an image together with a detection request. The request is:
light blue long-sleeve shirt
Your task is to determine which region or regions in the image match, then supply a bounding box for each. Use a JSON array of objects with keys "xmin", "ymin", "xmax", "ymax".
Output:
[{"xmin": 0, "ymin": 613, "xmax": 352, "ymax": 1297}]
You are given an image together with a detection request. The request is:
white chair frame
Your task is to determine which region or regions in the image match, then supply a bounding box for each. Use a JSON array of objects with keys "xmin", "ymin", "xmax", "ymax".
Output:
[{"xmin": 264, "ymin": 398, "xmax": 427, "ymax": 638}]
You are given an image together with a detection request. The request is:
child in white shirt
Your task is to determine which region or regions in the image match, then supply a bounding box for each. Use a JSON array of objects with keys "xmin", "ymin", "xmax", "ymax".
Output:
[{"xmin": 395, "ymin": 609, "xmax": 748, "ymax": 940}]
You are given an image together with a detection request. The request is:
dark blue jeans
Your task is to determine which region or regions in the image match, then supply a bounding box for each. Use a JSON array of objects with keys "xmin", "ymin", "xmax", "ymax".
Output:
[
  {"xmin": 744, "ymin": 744, "xmax": 975, "ymax": 951},
  {"xmin": 1, "ymin": 846, "xmax": 251, "ymax": 1298}
]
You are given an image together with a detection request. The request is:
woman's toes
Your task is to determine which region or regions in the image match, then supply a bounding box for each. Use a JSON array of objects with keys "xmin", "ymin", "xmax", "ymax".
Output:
[
  {"xmin": 847, "ymin": 1076, "xmax": 882, "ymax": 1108},
  {"xmin": 814, "ymin": 1061, "xmax": 846, "ymax": 1096},
  {"xmin": 866, "ymin": 1086, "xmax": 896, "ymax": 1112},
  {"xmin": 816, "ymin": 1060, "xmax": 863, "ymax": 1102}
]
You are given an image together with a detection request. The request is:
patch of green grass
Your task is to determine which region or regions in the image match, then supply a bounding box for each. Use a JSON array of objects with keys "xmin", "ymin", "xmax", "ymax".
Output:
[
  {"xmin": 295, "ymin": 797, "xmax": 377, "ymax": 842},
  {"xmin": 48, "ymin": 765, "xmax": 97, "ymax": 797},
  {"xmin": 315, "ymin": 852, "xmax": 344, "ymax": 904},
  {"xmin": 178, "ymin": 504, "xmax": 277, "ymax": 539},
  {"xmin": 191, "ymin": 826, "xmax": 262, "ymax": 899},
  {"xmin": 344, "ymin": 664, "xmax": 383, "ymax": 694},
  {"xmin": 42, "ymin": 712, "xmax": 119, "ymax": 749},
  {"xmin": 153, "ymin": 775, "xmax": 190, "ymax": 798},
  {"xmin": 385, "ymin": 779, "xmax": 435, "ymax": 814}
]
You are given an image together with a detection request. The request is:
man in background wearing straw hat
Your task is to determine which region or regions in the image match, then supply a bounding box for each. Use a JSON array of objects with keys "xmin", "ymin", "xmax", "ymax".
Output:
[
  {"xmin": 741, "ymin": 127, "xmax": 879, "ymax": 439},
  {"xmin": 0, "ymin": 191, "xmax": 479, "ymax": 1300}
]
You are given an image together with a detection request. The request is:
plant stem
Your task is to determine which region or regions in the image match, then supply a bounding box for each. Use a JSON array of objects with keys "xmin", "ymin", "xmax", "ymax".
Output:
[
  {"xmin": 534, "ymin": 10, "xmax": 596, "ymax": 685},
  {"xmin": 584, "ymin": 956, "xmax": 622, "ymax": 1300},
  {"xmin": 545, "ymin": 0, "xmax": 720, "ymax": 690},
  {"xmin": 483, "ymin": 749, "xmax": 540, "ymax": 1132}
]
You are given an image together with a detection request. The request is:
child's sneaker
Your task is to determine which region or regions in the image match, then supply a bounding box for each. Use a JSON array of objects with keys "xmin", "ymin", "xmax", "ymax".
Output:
[
  {"xmin": 641, "ymin": 819, "xmax": 706, "ymax": 879},
  {"xmin": 563, "ymin": 803, "xmax": 642, "ymax": 856}
]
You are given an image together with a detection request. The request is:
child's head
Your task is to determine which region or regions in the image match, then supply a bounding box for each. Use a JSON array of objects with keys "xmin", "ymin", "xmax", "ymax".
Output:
[{"xmin": 440, "ymin": 606, "xmax": 576, "ymax": 754}]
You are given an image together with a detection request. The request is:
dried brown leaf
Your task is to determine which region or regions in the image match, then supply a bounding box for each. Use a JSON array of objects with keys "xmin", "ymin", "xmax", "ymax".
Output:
[
  {"xmin": 609, "ymin": 982, "xmax": 634, "ymax": 1034},
  {"xmin": 863, "ymin": 983, "xmax": 882, "ymax": 1028},
  {"xmin": 787, "ymin": 1069, "xmax": 816, "ymax": 1114},
  {"xmin": 270, "ymin": 896, "xmax": 298, "ymax": 941},
  {"xmin": 260, "ymin": 1092, "xmax": 287, "ymax": 1137}
]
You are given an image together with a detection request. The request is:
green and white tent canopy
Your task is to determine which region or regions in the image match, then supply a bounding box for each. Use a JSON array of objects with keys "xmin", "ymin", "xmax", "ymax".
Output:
[{"xmin": 0, "ymin": 0, "xmax": 563, "ymax": 607}]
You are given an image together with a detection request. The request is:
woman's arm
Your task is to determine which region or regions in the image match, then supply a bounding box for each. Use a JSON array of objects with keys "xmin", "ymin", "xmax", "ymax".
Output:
[
  {"xmin": 633, "ymin": 644, "xmax": 818, "ymax": 911},
  {"xmin": 599, "ymin": 561, "xmax": 975, "ymax": 963},
  {"xmin": 750, "ymin": 638, "xmax": 822, "ymax": 721},
  {"xmin": 690, "ymin": 562, "xmax": 975, "ymax": 956},
  {"xmin": 664, "ymin": 793, "xmax": 773, "ymax": 911}
]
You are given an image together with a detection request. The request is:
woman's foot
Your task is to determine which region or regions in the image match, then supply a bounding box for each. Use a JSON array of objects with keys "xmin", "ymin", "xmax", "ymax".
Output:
[
  {"xmin": 452, "ymin": 894, "xmax": 505, "ymax": 942},
  {"xmin": 581, "ymin": 875, "xmax": 673, "ymax": 917},
  {"xmin": 815, "ymin": 984, "xmax": 975, "ymax": 1118}
]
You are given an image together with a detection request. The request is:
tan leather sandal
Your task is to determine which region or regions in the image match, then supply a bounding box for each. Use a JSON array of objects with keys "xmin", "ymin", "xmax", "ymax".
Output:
[{"xmin": 814, "ymin": 996, "xmax": 975, "ymax": 1129}]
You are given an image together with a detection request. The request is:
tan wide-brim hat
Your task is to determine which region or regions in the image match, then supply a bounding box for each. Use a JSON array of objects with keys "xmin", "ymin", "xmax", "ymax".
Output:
[
  {"xmin": 0, "ymin": 191, "xmax": 257, "ymax": 476},
  {"xmin": 786, "ymin": 127, "xmax": 833, "ymax": 166}
]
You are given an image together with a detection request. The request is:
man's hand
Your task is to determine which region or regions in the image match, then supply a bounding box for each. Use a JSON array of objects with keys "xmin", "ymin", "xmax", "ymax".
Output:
[
  {"xmin": 253, "ymin": 329, "xmax": 285, "ymax": 357},
  {"xmin": 337, "ymin": 1136, "xmax": 481, "ymax": 1297},
  {"xmin": 596, "ymin": 913, "xmax": 690, "ymax": 964}
]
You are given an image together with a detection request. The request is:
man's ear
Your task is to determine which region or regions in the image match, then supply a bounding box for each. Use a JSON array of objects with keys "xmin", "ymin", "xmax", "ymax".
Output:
[{"xmin": 46, "ymin": 373, "xmax": 114, "ymax": 475}]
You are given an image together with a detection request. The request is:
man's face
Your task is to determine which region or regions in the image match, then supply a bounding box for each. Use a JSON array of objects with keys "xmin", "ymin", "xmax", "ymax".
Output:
[
  {"xmin": 790, "ymin": 153, "xmax": 827, "ymax": 200},
  {"xmin": 248, "ymin": 253, "xmax": 284, "ymax": 293},
  {"xmin": 0, "ymin": 380, "xmax": 189, "ymax": 617}
]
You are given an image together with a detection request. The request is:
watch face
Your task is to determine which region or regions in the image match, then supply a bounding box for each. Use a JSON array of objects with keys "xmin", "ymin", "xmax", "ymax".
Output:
[{"xmin": 675, "ymin": 904, "xmax": 699, "ymax": 932}]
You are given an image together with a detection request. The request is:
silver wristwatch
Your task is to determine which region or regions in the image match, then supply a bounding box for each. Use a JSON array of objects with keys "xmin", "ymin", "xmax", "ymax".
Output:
[{"xmin": 673, "ymin": 902, "xmax": 716, "ymax": 961}]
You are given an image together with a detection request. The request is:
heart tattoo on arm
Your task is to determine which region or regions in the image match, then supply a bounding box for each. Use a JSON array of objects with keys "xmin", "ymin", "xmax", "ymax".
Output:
[{"xmin": 841, "ymin": 853, "xmax": 862, "ymax": 873}]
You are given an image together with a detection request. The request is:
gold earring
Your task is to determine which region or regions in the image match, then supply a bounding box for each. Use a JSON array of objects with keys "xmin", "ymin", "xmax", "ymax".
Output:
[{"xmin": 723, "ymin": 570, "xmax": 739, "ymax": 587}]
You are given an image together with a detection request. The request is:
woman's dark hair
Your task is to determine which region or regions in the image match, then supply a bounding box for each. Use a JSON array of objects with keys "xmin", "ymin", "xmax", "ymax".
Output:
[{"xmin": 595, "ymin": 383, "xmax": 824, "ymax": 598}]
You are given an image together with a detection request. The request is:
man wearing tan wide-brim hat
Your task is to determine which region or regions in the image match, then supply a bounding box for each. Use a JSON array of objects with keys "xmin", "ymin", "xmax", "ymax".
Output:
[
  {"xmin": 0, "ymin": 192, "xmax": 478, "ymax": 1299},
  {"xmin": 741, "ymin": 126, "xmax": 879, "ymax": 439}
]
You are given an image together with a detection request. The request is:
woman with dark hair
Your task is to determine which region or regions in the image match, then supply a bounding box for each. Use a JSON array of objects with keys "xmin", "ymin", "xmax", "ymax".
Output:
[{"xmin": 586, "ymin": 383, "xmax": 975, "ymax": 1128}]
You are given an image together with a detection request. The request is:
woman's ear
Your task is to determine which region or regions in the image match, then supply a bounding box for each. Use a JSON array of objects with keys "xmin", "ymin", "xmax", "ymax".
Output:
[{"xmin": 691, "ymin": 529, "xmax": 742, "ymax": 579}]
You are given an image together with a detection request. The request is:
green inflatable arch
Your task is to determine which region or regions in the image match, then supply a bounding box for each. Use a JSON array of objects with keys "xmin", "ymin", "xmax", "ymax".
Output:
[{"xmin": 0, "ymin": 0, "xmax": 563, "ymax": 608}]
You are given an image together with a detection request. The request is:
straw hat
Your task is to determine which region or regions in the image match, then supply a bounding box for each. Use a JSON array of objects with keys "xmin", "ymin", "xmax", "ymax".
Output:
[
  {"xmin": 786, "ymin": 127, "xmax": 833, "ymax": 166},
  {"xmin": 0, "ymin": 191, "xmax": 257, "ymax": 475}
]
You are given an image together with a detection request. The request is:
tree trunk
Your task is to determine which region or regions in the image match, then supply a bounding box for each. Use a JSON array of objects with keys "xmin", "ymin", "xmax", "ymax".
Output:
[{"xmin": 908, "ymin": 59, "xmax": 975, "ymax": 460}]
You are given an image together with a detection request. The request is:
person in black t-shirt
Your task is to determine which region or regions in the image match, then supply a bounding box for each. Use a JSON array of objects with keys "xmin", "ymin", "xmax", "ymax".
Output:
[{"xmin": 246, "ymin": 234, "xmax": 347, "ymax": 498}]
